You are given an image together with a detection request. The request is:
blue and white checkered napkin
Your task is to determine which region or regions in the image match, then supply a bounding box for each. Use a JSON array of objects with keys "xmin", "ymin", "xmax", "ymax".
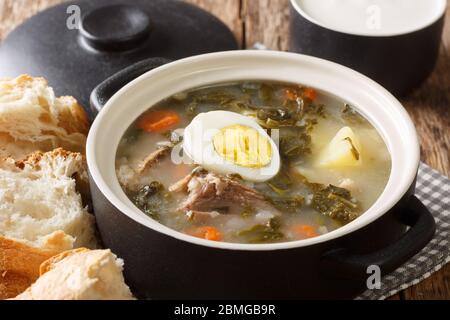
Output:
[{"xmin": 357, "ymin": 163, "xmax": 450, "ymax": 299}]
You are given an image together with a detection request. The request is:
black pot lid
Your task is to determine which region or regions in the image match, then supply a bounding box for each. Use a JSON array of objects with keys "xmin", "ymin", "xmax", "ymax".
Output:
[{"xmin": 0, "ymin": 0, "xmax": 237, "ymax": 112}]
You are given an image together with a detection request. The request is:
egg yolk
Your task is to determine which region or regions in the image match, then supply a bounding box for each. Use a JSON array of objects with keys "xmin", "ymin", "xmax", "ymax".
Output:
[{"xmin": 213, "ymin": 125, "xmax": 272, "ymax": 168}]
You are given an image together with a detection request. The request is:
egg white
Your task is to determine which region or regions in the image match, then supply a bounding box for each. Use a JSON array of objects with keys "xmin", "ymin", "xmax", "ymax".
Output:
[{"xmin": 183, "ymin": 111, "xmax": 281, "ymax": 182}]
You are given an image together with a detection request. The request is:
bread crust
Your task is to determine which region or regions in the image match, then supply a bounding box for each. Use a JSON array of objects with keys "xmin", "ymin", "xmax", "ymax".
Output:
[
  {"xmin": 0, "ymin": 236, "xmax": 57, "ymax": 299},
  {"xmin": 39, "ymin": 248, "xmax": 89, "ymax": 276},
  {"xmin": 18, "ymin": 147, "xmax": 82, "ymax": 167}
]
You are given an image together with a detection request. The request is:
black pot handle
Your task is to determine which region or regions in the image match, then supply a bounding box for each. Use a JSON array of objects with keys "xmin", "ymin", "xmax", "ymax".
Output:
[
  {"xmin": 90, "ymin": 57, "xmax": 172, "ymax": 116},
  {"xmin": 320, "ymin": 196, "xmax": 436, "ymax": 280}
]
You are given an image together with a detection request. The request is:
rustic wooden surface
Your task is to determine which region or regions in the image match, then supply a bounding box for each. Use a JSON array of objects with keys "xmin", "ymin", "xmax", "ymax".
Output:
[{"xmin": 0, "ymin": 0, "xmax": 448, "ymax": 300}]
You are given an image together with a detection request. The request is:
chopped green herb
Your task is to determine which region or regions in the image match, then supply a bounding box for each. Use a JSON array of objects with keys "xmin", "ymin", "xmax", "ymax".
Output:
[
  {"xmin": 344, "ymin": 137, "xmax": 360, "ymax": 160},
  {"xmin": 266, "ymin": 170, "xmax": 293, "ymax": 194},
  {"xmin": 257, "ymin": 107, "xmax": 296, "ymax": 127},
  {"xmin": 241, "ymin": 206, "xmax": 256, "ymax": 218},
  {"xmin": 255, "ymin": 170, "xmax": 305, "ymax": 213},
  {"xmin": 305, "ymin": 102, "xmax": 326, "ymax": 118},
  {"xmin": 310, "ymin": 184, "xmax": 359, "ymax": 223},
  {"xmin": 131, "ymin": 181, "xmax": 167, "ymax": 221},
  {"xmin": 223, "ymin": 99, "xmax": 254, "ymax": 111},
  {"xmin": 259, "ymin": 84, "xmax": 274, "ymax": 103},
  {"xmin": 194, "ymin": 92, "xmax": 230, "ymax": 104},
  {"xmin": 268, "ymin": 195, "xmax": 304, "ymax": 213},
  {"xmin": 342, "ymin": 104, "xmax": 365, "ymax": 124},
  {"xmin": 186, "ymin": 88, "xmax": 255, "ymax": 116},
  {"xmin": 278, "ymin": 123, "xmax": 315, "ymax": 160},
  {"xmin": 238, "ymin": 218, "xmax": 284, "ymax": 243},
  {"xmin": 267, "ymin": 183, "xmax": 288, "ymax": 195}
]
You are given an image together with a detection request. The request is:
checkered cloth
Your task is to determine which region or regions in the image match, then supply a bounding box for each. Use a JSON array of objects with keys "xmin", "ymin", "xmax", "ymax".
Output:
[{"xmin": 357, "ymin": 163, "xmax": 450, "ymax": 299}]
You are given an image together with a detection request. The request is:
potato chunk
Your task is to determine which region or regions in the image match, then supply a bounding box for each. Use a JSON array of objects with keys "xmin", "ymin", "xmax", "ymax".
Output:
[{"xmin": 318, "ymin": 127, "xmax": 362, "ymax": 167}]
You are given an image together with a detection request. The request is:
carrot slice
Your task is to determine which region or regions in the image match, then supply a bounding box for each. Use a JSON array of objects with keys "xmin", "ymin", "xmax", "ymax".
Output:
[
  {"xmin": 137, "ymin": 110, "xmax": 180, "ymax": 133},
  {"xmin": 292, "ymin": 224, "xmax": 319, "ymax": 239},
  {"xmin": 302, "ymin": 88, "xmax": 317, "ymax": 101},
  {"xmin": 191, "ymin": 226, "xmax": 223, "ymax": 241}
]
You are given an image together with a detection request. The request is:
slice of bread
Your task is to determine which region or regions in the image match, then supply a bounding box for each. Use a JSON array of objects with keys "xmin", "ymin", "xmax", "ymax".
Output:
[
  {"xmin": 13, "ymin": 249, "xmax": 134, "ymax": 300},
  {"xmin": 0, "ymin": 75, "xmax": 89, "ymax": 160},
  {"xmin": 0, "ymin": 149, "xmax": 97, "ymax": 299}
]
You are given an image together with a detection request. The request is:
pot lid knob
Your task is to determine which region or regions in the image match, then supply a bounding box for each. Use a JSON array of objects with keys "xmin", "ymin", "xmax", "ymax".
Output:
[{"xmin": 79, "ymin": 4, "xmax": 151, "ymax": 51}]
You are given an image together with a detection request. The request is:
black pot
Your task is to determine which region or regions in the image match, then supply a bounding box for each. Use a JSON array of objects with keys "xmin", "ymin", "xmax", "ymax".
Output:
[
  {"xmin": 87, "ymin": 51, "xmax": 435, "ymax": 299},
  {"xmin": 289, "ymin": 0, "xmax": 447, "ymax": 97}
]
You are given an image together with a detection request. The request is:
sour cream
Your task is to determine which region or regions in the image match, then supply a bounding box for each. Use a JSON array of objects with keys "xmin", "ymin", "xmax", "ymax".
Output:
[{"xmin": 293, "ymin": 0, "xmax": 447, "ymax": 36}]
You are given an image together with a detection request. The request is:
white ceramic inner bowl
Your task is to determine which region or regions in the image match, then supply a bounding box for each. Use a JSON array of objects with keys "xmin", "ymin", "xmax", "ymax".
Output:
[{"xmin": 87, "ymin": 50, "xmax": 420, "ymax": 251}]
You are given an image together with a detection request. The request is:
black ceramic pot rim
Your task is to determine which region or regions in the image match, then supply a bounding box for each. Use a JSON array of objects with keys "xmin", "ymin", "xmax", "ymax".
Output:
[
  {"xmin": 87, "ymin": 51, "xmax": 420, "ymax": 251},
  {"xmin": 290, "ymin": 0, "xmax": 448, "ymax": 37}
]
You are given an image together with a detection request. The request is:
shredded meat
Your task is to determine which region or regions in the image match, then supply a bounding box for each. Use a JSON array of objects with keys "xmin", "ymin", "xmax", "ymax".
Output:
[
  {"xmin": 168, "ymin": 167, "xmax": 205, "ymax": 192},
  {"xmin": 171, "ymin": 171, "xmax": 268, "ymax": 213},
  {"xmin": 137, "ymin": 146, "xmax": 170, "ymax": 173},
  {"xmin": 168, "ymin": 172, "xmax": 195, "ymax": 193}
]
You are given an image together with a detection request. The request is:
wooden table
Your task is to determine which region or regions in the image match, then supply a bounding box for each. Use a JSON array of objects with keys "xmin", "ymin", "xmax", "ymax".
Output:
[{"xmin": 1, "ymin": 0, "xmax": 449, "ymax": 300}]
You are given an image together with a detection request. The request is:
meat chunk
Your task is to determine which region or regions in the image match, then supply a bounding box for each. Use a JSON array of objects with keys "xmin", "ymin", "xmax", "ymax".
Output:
[
  {"xmin": 168, "ymin": 167, "xmax": 206, "ymax": 193},
  {"xmin": 137, "ymin": 146, "xmax": 170, "ymax": 173},
  {"xmin": 168, "ymin": 171, "xmax": 196, "ymax": 193},
  {"xmin": 172, "ymin": 171, "xmax": 269, "ymax": 213}
]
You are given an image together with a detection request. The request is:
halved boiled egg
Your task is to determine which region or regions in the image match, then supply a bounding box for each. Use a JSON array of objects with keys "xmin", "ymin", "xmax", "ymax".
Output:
[{"xmin": 183, "ymin": 111, "xmax": 280, "ymax": 182}]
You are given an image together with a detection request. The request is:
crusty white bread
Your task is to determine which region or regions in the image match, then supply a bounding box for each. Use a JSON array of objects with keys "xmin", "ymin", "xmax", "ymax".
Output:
[
  {"xmin": 14, "ymin": 249, "xmax": 134, "ymax": 300},
  {"xmin": 0, "ymin": 75, "xmax": 89, "ymax": 160},
  {"xmin": 0, "ymin": 149, "xmax": 97, "ymax": 299}
]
